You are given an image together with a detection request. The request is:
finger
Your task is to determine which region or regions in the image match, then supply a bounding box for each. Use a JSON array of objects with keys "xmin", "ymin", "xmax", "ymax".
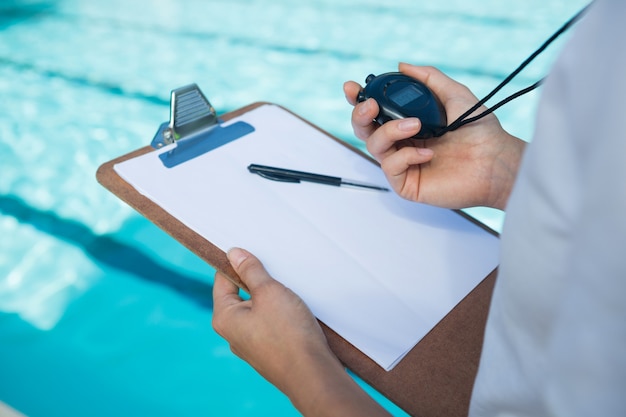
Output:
[
  {"xmin": 212, "ymin": 271, "xmax": 244, "ymax": 338},
  {"xmin": 343, "ymin": 81, "xmax": 362, "ymax": 105},
  {"xmin": 380, "ymin": 146, "xmax": 433, "ymax": 201},
  {"xmin": 398, "ymin": 63, "xmax": 458, "ymax": 100},
  {"xmin": 351, "ymin": 98, "xmax": 380, "ymax": 140},
  {"xmin": 398, "ymin": 63, "xmax": 476, "ymax": 109},
  {"xmin": 213, "ymin": 271, "xmax": 243, "ymax": 309},
  {"xmin": 227, "ymin": 248, "xmax": 275, "ymax": 293},
  {"xmin": 366, "ymin": 118, "xmax": 422, "ymax": 161},
  {"xmin": 381, "ymin": 145, "xmax": 433, "ymax": 177}
]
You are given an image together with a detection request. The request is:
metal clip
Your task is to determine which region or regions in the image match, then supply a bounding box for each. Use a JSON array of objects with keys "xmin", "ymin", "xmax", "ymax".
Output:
[{"xmin": 151, "ymin": 84, "xmax": 218, "ymax": 149}]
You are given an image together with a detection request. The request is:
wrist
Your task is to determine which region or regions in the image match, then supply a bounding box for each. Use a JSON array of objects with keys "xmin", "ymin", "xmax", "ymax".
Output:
[
  {"xmin": 489, "ymin": 134, "xmax": 526, "ymax": 211},
  {"xmin": 287, "ymin": 345, "xmax": 390, "ymax": 417}
]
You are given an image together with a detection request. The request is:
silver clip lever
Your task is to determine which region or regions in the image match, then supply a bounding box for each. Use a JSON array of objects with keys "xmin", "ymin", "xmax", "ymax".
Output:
[{"xmin": 151, "ymin": 84, "xmax": 219, "ymax": 149}]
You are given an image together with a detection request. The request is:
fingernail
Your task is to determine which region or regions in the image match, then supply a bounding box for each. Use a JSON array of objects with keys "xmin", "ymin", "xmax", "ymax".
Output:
[
  {"xmin": 417, "ymin": 147, "xmax": 434, "ymax": 157},
  {"xmin": 357, "ymin": 98, "xmax": 371, "ymax": 115},
  {"xmin": 227, "ymin": 247, "xmax": 248, "ymax": 268},
  {"xmin": 398, "ymin": 118, "xmax": 421, "ymax": 132}
]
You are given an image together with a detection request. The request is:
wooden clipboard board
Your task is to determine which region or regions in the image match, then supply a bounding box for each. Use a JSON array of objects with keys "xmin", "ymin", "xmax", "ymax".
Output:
[{"xmin": 97, "ymin": 101, "xmax": 497, "ymax": 417}]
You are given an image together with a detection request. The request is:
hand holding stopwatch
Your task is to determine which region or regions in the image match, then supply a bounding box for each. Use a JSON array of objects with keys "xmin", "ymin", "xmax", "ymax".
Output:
[
  {"xmin": 356, "ymin": 72, "xmax": 447, "ymax": 139},
  {"xmin": 355, "ymin": 7, "xmax": 587, "ymax": 139}
]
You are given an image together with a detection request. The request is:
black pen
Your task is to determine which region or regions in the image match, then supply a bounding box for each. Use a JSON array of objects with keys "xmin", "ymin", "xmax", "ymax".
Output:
[{"xmin": 247, "ymin": 164, "xmax": 390, "ymax": 192}]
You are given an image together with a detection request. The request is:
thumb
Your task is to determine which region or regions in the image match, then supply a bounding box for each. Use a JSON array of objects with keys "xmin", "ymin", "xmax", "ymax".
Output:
[
  {"xmin": 398, "ymin": 63, "xmax": 473, "ymax": 107},
  {"xmin": 227, "ymin": 248, "xmax": 275, "ymax": 292}
]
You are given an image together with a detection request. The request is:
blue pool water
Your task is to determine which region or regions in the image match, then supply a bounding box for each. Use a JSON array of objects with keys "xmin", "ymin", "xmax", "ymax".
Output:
[{"xmin": 0, "ymin": 1, "xmax": 588, "ymax": 415}]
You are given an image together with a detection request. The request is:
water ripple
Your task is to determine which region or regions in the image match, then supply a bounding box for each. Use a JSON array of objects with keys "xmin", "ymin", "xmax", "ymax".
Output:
[{"xmin": 0, "ymin": 195, "xmax": 214, "ymax": 309}]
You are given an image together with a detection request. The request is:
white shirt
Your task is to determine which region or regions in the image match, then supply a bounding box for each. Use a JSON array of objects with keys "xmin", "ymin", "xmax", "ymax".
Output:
[{"xmin": 469, "ymin": 1, "xmax": 626, "ymax": 416}]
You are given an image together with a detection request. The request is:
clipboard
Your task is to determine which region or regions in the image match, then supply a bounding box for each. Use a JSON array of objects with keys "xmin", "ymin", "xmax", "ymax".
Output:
[{"xmin": 96, "ymin": 85, "xmax": 498, "ymax": 417}]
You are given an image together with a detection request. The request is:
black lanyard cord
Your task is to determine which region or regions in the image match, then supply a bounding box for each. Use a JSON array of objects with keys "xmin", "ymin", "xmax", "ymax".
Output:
[{"xmin": 435, "ymin": 4, "xmax": 591, "ymax": 137}]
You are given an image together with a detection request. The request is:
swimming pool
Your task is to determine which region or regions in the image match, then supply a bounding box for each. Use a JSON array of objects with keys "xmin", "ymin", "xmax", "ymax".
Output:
[{"xmin": 0, "ymin": 0, "xmax": 588, "ymax": 415}]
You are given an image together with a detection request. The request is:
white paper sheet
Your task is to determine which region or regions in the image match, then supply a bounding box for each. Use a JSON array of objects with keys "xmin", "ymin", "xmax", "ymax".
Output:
[{"xmin": 114, "ymin": 104, "xmax": 499, "ymax": 370}]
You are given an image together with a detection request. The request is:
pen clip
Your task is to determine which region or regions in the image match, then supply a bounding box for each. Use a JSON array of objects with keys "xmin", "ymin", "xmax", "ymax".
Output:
[
  {"xmin": 254, "ymin": 170, "xmax": 301, "ymax": 183},
  {"xmin": 248, "ymin": 165, "xmax": 300, "ymax": 183}
]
